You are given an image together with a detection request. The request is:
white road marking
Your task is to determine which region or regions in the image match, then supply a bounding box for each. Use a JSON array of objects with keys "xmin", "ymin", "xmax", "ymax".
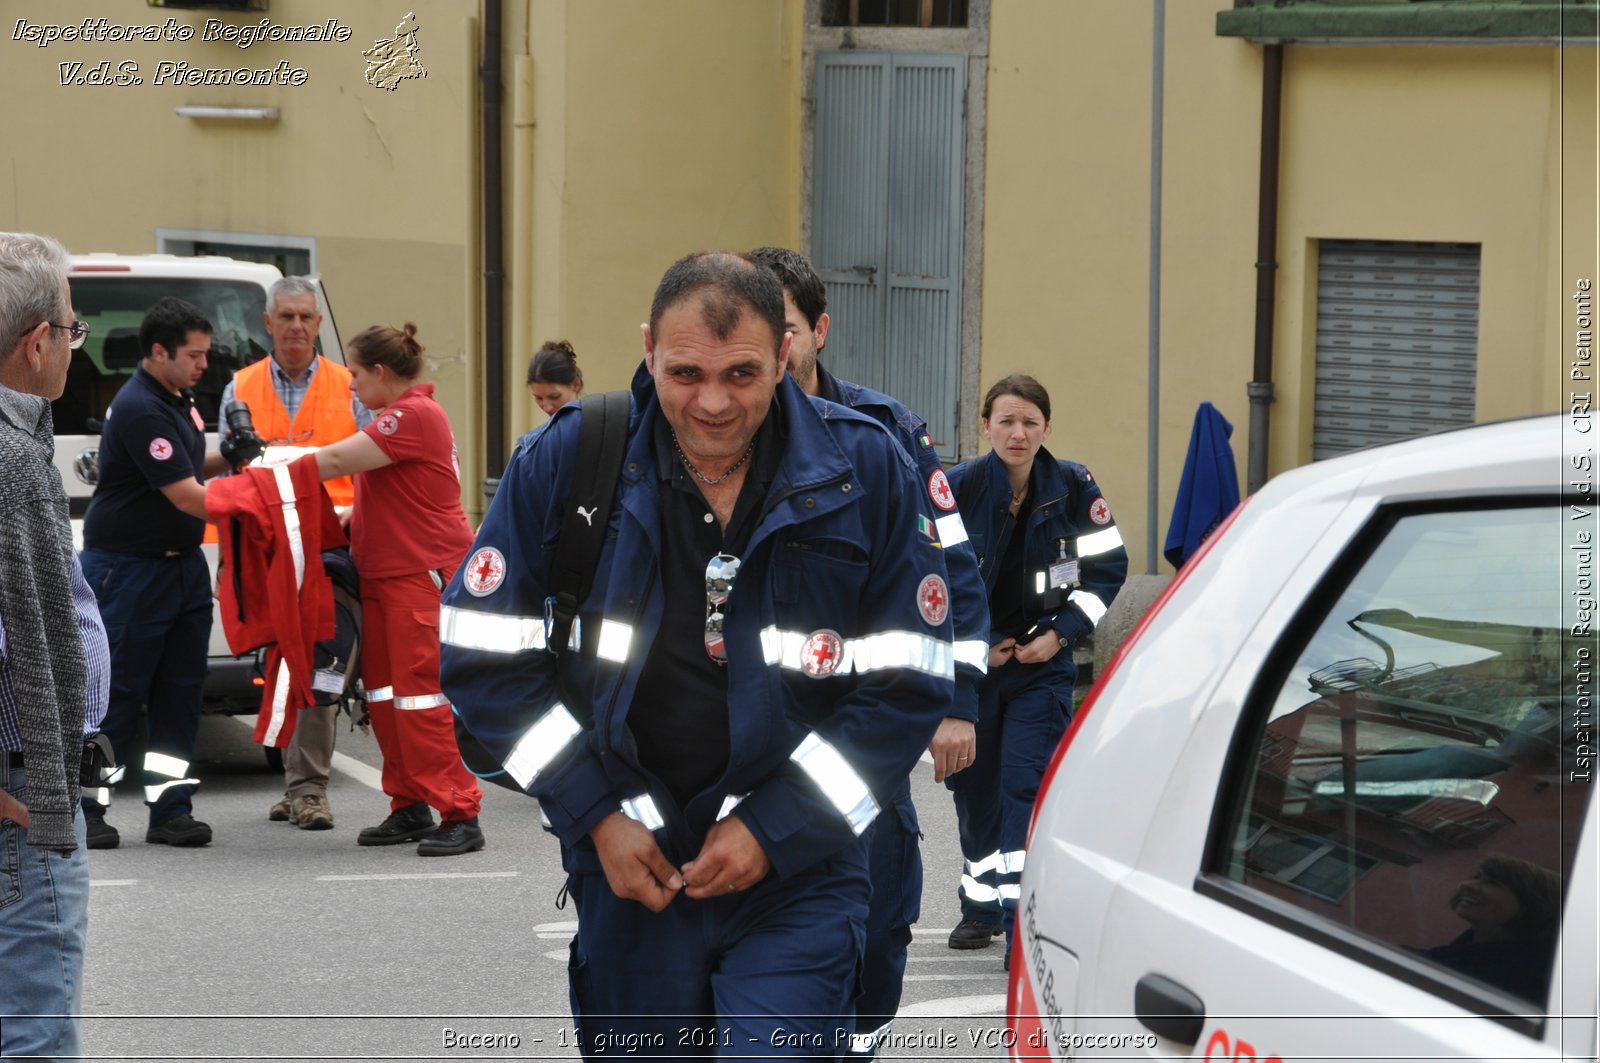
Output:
[
  {"xmin": 896, "ymin": 994, "xmax": 1007, "ymax": 1016},
  {"xmin": 909, "ymin": 954, "xmax": 1006, "ymax": 963},
  {"xmin": 230, "ymin": 716, "xmax": 384, "ymax": 791},
  {"xmin": 90, "ymin": 879, "xmax": 138, "ymax": 887},
  {"xmin": 331, "ymin": 750, "xmax": 384, "ymax": 791},
  {"xmin": 903, "ymin": 974, "xmax": 1007, "ymax": 983},
  {"xmin": 544, "ymin": 949, "xmax": 568, "ymax": 962},
  {"xmin": 533, "ymin": 920, "xmax": 579, "ymax": 932},
  {"xmin": 316, "ymin": 871, "xmax": 519, "ymax": 882}
]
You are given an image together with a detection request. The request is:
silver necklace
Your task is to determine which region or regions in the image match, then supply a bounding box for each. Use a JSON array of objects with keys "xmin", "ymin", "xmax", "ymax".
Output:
[{"xmin": 671, "ymin": 429, "xmax": 756, "ymax": 486}]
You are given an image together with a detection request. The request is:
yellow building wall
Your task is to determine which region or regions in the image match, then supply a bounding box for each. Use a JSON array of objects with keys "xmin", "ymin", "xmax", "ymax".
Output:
[
  {"xmin": 505, "ymin": 0, "xmax": 801, "ymax": 441},
  {"xmin": 0, "ymin": 0, "xmax": 479, "ymax": 499},
  {"xmin": 982, "ymin": 0, "xmax": 1157, "ymax": 557},
  {"xmin": 984, "ymin": 0, "xmax": 1594, "ymax": 572}
]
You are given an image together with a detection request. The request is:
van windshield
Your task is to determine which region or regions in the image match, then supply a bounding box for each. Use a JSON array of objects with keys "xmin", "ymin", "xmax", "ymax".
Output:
[{"xmin": 54, "ymin": 276, "xmax": 275, "ymax": 434}]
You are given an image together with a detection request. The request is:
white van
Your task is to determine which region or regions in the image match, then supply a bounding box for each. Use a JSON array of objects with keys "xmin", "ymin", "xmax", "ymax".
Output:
[{"xmin": 59, "ymin": 254, "xmax": 341, "ymax": 721}]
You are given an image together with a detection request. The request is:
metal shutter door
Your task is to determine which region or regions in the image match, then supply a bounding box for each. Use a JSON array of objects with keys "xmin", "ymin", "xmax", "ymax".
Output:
[
  {"xmin": 1313, "ymin": 239, "xmax": 1480, "ymax": 459},
  {"xmin": 814, "ymin": 51, "xmax": 965, "ymax": 459}
]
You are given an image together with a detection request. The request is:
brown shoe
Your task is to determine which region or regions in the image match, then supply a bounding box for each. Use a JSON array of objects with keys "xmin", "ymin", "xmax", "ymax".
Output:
[
  {"xmin": 268, "ymin": 795, "xmax": 292, "ymax": 822},
  {"xmin": 292, "ymin": 793, "xmax": 334, "ymax": 831}
]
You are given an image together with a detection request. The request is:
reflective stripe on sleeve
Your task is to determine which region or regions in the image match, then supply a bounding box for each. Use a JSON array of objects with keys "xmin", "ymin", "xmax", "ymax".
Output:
[
  {"xmin": 789, "ymin": 732, "xmax": 879, "ymax": 835},
  {"xmin": 260, "ymin": 659, "xmax": 292, "ymax": 745},
  {"xmin": 366, "ymin": 685, "xmax": 394, "ymax": 703},
  {"xmin": 1075, "ymin": 526, "xmax": 1124, "ymax": 558},
  {"xmin": 504, "ymin": 703, "xmax": 582, "ymax": 789},
  {"xmin": 394, "ymin": 693, "xmax": 450, "ymax": 710},
  {"xmin": 1068, "ymin": 588, "xmax": 1108, "ymax": 626},
  {"xmin": 760, "ymin": 627, "xmax": 954, "ymax": 680},
  {"xmin": 439, "ymin": 604, "xmax": 548, "ymax": 654},
  {"xmin": 595, "ymin": 620, "xmax": 633, "ymax": 664},
  {"xmin": 935, "ymin": 513, "xmax": 969, "ymax": 549},
  {"xmin": 953, "ymin": 639, "xmax": 989, "ymax": 672},
  {"xmin": 620, "ymin": 793, "xmax": 664, "ymax": 831},
  {"xmin": 716, "ymin": 793, "xmax": 749, "ymax": 821},
  {"xmin": 270, "ymin": 464, "xmax": 306, "ymax": 590}
]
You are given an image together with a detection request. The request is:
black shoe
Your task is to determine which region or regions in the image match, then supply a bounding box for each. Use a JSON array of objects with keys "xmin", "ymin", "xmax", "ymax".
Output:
[
  {"xmin": 948, "ymin": 918, "xmax": 1004, "ymax": 949},
  {"xmin": 417, "ymin": 817, "xmax": 484, "ymax": 857},
  {"xmin": 85, "ymin": 817, "xmax": 120, "ymax": 850},
  {"xmin": 357, "ymin": 803, "xmax": 436, "ymax": 847},
  {"xmin": 146, "ymin": 814, "xmax": 212, "ymax": 847}
]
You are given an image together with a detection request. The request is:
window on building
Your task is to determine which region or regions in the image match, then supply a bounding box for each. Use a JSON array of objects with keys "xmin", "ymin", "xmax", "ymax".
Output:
[
  {"xmin": 157, "ymin": 229, "xmax": 316, "ymax": 279},
  {"xmin": 1313, "ymin": 239, "xmax": 1481, "ymax": 459},
  {"xmin": 1209, "ymin": 504, "xmax": 1590, "ymax": 1013},
  {"xmin": 820, "ymin": 0, "xmax": 968, "ymax": 28}
]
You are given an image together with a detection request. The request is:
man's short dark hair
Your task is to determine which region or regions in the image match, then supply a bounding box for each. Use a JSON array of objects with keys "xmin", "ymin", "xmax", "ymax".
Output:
[
  {"xmin": 747, "ymin": 246, "xmax": 827, "ymax": 330},
  {"xmin": 648, "ymin": 252, "xmax": 787, "ymax": 355},
  {"xmin": 139, "ymin": 297, "xmax": 212, "ymax": 360}
]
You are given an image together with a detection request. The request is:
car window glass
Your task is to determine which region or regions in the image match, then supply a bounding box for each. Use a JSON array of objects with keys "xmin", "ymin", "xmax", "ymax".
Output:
[
  {"xmin": 1218, "ymin": 505, "xmax": 1590, "ymax": 1009},
  {"xmin": 52, "ymin": 277, "xmax": 281, "ymax": 434}
]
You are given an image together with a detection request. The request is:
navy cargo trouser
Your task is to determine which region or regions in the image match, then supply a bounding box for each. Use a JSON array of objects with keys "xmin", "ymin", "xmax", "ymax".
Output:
[
  {"xmin": 78, "ymin": 548, "xmax": 211, "ymax": 825},
  {"xmin": 566, "ymin": 849, "xmax": 869, "ymax": 1061},
  {"xmin": 848, "ymin": 790, "xmax": 921, "ymax": 1058},
  {"xmin": 947, "ymin": 652, "xmax": 1075, "ymax": 943}
]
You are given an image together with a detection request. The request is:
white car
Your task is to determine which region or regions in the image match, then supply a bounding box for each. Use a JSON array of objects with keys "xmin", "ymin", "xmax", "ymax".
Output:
[
  {"xmin": 1009, "ymin": 414, "xmax": 1597, "ymax": 1062},
  {"xmin": 59, "ymin": 254, "xmax": 341, "ymax": 722}
]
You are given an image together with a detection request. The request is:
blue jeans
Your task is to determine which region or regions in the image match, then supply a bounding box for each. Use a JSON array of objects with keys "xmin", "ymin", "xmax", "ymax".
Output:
[{"xmin": 1, "ymin": 758, "xmax": 89, "ymax": 1061}]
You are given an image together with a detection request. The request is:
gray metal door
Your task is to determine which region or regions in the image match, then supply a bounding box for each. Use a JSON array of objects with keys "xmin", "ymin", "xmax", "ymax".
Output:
[
  {"xmin": 813, "ymin": 51, "xmax": 966, "ymax": 457},
  {"xmin": 1314, "ymin": 239, "xmax": 1481, "ymax": 459}
]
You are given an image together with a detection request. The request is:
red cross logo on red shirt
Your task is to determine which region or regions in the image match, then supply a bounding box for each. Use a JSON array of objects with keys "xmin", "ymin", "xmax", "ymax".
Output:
[
  {"xmin": 800, "ymin": 630, "xmax": 843, "ymax": 678},
  {"xmin": 917, "ymin": 574, "xmax": 949, "ymax": 625},
  {"xmin": 464, "ymin": 547, "xmax": 507, "ymax": 597}
]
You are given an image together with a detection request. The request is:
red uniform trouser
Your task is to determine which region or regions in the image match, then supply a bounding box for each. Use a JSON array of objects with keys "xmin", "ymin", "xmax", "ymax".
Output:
[{"xmin": 361, "ymin": 566, "xmax": 482, "ymax": 821}]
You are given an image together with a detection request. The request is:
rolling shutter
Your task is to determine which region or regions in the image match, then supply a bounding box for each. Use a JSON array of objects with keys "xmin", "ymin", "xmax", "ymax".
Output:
[{"xmin": 1313, "ymin": 239, "xmax": 1481, "ymax": 459}]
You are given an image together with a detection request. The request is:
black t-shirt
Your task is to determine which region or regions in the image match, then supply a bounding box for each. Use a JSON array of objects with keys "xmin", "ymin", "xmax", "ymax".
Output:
[
  {"xmin": 82, "ymin": 367, "xmax": 206, "ymax": 555},
  {"xmin": 628, "ymin": 404, "xmax": 785, "ymax": 809},
  {"xmin": 990, "ymin": 495, "xmax": 1032, "ymax": 638}
]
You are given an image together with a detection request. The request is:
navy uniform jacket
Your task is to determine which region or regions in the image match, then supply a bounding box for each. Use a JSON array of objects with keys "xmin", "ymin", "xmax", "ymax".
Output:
[
  {"xmin": 439, "ymin": 370, "xmax": 956, "ymax": 879},
  {"xmin": 948, "ymin": 447, "xmax": 1128, "ymax": 653},
  {"xmin": 815, "ymin": 365, "xmax": 988, "ymax": 723}
]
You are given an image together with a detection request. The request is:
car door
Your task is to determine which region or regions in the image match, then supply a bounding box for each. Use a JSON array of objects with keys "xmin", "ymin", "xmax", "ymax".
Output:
[{"xmin": 1087, "ymin": 498, "xmax": 1598, "ymax": 1061}]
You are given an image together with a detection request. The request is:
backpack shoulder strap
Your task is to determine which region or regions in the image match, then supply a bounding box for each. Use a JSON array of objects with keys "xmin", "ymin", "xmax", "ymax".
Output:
[{"xmin": 547, "ymin": 390, "xmax": 630, "ymax": 655}]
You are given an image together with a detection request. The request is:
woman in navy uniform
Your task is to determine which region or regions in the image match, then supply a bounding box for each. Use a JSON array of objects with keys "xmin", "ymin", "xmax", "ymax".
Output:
[{"xmin": 945, "ymin": 374, "xmax": 1128, "ymax": 963}]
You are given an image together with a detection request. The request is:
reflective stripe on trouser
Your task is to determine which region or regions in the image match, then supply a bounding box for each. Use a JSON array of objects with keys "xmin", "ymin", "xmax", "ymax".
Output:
[
  {"xmin": 947, "ymin": 651, "xmax": 1074, "ymax": 934},
  {"xmin": 566, "ymin": 849, "xmax": 869, "ymax": 1058},
  {"xmin": 362, "ymin": 569, "xmax": 481, "ymax": 820},
  {"xmin": 77, "ymin": 549, "xmax": 210, "ymax": 823},
  {"xmin": 142, "ymin": 751, "xmax": 201, "ymax": 805}
]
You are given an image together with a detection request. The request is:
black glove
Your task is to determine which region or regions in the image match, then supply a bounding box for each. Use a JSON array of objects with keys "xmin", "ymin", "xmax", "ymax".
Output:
[{"xmin": 220, "ymin": 429, "xmax": 264, "ymax": 469}]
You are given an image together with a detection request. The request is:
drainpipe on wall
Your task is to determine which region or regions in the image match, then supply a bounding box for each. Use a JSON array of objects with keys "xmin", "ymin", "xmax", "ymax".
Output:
[
  {"xmin": 1146, "ymin": 0, "xmax": 1165, "ymax": 574},
  {"xmin": 1246, "ymin": 42, "xmax": 1283, "ymax": 494},
  {"xmin": 480, "ymin": 0, "xmax": 507, "ymax": 504}
]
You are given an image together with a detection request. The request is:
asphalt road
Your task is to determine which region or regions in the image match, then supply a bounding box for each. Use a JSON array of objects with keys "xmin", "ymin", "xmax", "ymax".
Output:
[{"xmin": 79, "ymin": 714, "xmax": 1010, "ymax": 1062}]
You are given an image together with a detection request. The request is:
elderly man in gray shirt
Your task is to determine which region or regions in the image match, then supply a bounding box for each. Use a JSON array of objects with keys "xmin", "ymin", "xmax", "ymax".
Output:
[{"xmin": 0, "ymin": 231, "xmax": 111, "ymax": 1061}]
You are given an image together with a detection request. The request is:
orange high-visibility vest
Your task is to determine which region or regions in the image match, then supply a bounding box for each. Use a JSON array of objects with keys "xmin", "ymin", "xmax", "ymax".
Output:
[{"xmin": 233, "ymin": 355, "xmax": 358, "ymax": 507}]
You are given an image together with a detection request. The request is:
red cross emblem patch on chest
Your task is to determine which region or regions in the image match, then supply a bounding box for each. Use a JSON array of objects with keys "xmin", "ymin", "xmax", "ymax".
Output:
[
  {"xmin": 464, "ymin": 547, "xmax": 507, "ymax": 597},
  {"xmin": 800, "ymin": 629, "xmax": 844, "ymax": 679},
  {"xmin": 917, "ymin": 574, "xmax": 949, "ymax": 625}
]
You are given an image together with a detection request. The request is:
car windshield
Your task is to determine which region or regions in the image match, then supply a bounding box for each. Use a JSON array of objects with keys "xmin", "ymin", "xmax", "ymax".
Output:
[{"xmin": 53, "ymin": 276, "xmax": 277, "ymax": 434}]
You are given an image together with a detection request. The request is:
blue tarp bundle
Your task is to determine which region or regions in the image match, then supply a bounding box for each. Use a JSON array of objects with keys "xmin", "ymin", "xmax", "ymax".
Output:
[{"xmin": 1163, "ymin": 401, "xmax": 1242, "ymax": 569}]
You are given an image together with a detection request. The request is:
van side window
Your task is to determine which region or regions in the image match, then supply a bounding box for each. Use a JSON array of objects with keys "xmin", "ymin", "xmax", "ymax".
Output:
[{"xmin": 1213, "ymin": 505, "xmax": 1590, "ymax": 1010}]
